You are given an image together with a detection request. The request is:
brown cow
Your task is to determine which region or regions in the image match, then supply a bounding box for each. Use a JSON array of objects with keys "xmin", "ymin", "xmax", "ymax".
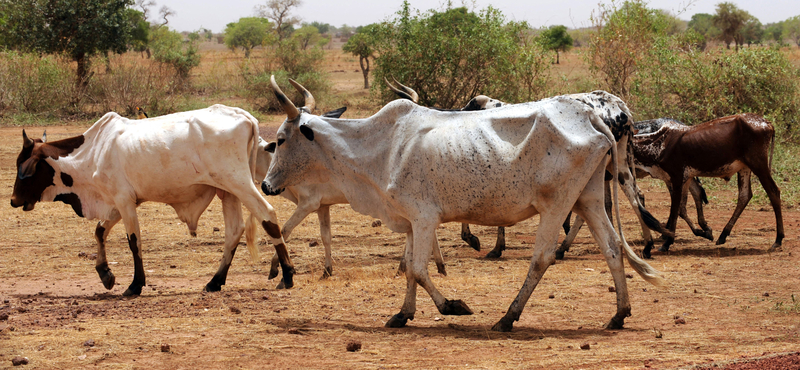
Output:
[{"xmin": 632, "ymin": 114, "xmax": 783, "ymax": 258}]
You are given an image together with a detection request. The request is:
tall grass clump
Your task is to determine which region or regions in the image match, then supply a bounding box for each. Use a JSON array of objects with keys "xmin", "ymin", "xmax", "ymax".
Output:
[
  {"xmin": 88, "ymin": 56, "xmax": 180, "ymax": 117},
  {"xmin": 0, "ymin": 51, "xmax": 78, "ymax": 117}
]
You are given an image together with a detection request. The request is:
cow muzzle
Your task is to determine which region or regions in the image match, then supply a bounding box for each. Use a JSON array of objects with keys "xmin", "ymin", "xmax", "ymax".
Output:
[{"xmin": 261, "ymin": 181, "xmax": 284, "ymax": 196}]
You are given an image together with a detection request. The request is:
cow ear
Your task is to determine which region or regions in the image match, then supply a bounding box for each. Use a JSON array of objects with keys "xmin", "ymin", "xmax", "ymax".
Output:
[
  {"xmin": 322, "ymin": 107, "xmax": 347, "ymax": 118},
  {"xmin": 265, "ymin": 142, "xmax": 277, "ymax": 153},
  {"xmin": 299, "ymin": 125, "xmax": 314, "ymax": 141},
  {"xmin": 18, "ymin": 156, "xmax": 40, "ymax": 179}
]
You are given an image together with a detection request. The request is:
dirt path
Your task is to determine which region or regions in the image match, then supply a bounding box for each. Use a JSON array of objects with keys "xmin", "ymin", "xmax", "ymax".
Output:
[{"xmin": 1, "ymin": 125, "xmax": 798, "ymax": 369}]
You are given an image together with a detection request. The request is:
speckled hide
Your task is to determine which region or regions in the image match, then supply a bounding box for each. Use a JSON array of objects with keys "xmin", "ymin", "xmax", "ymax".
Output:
[
  {"xmin": 265, "ymin": 77, "xmax": 665, "ymax": 332},
  {"xmin": 11, "ymin": 105, "xmax": 295, "ymax": 295},
  {"xmin": 631, "ymin": 114, "xmax": 784, "ymax": 258}
]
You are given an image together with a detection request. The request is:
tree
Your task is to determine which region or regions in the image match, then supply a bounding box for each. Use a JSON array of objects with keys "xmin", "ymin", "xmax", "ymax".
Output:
[
  {"xmin": 371, "ymin": 2, "xmax": 550, "ymax": 107},
  {"xmin": 538, "ymin": 25, "xmax": 573, "ymax": 64},
  {"xmin": 292, "ymin": 25, "xmax": 328, "ymax": 50},
  {"xmin": 784, "ymin": 16, "xmax": 800, "ymax": 47},
  {"xmin": 712, "ymin": 2, "xmax": 751, "ymax": 50},
  {"xmin": 309, "ymin": 21, "xmax": 331, "ymax": 35},
  {"xmin": 150, "ymin": 26, "xmax": 200, "ymax": 82},
  {"xmin": 256, "ymin": 0, "xmax": 302, "ymax": 41},
  {"xmin": 343, "ymin": 24, "xmax": 377, "ymax": 89},
  {"xmin": 739, "ymin": 17, "xmax": 763, "ymax": 46},
  {"xmin": 587, "ymin": 0, "xmax": 670, "ymax": 97},
  {"xmin": 1, "ymin": 0, "xmax": 135, "ymax": 88},
  {"xmin": 127, "ymin": 9, "xmax": 151, "ymax": 57},
  {"xmin": 224, "ymin": 17, "xmax": 272, "ymax": 57},
  {"xmin": 764, "ymin": 22, "xmax": 785, "ymax": 44}
]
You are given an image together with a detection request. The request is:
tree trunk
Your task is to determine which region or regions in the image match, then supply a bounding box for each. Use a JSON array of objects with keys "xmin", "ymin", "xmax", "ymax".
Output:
[
  {"xmin": 360, "ymin": 56, "xmax": 370, "ymax": 89},
  {"xmin": 556, "ymin": 51, "xmax": 560, "ymax": 64},
  {"xmin": 76, "ymin": 52, "xmax": 89, "ymax": 89}
]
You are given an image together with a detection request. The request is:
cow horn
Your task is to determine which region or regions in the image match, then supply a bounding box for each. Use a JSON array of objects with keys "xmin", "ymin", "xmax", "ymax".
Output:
[
  {"xmin": 22, "ymin": 129, "xmax": 34, "ymax": 148},
  {"xmin": 42, "ymin": 130, "xmax": 47, "ymax": 143},
  {"xmin": 288, "ymin": 78, "xmax": 316, "ymax": 114},
  {"xmin": 386, "ymin": 77, "xmax": 419, "ymax": 103},
  {"xmin": 270, "ymin": 75, "xmax": 300, "ymax": 121}
]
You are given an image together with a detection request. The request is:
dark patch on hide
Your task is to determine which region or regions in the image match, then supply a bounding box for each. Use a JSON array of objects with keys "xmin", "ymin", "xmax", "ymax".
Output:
[
  {"xmin": 54, "ymin": 193, "xmax": 83, "ymax": 217},
  {"xmin": 262, "ymin": 220, "xmax": 282, "ymax": 239},
  {"xmin": 60, "ymin": 172, "xmax": 73, "ymax": 187}
]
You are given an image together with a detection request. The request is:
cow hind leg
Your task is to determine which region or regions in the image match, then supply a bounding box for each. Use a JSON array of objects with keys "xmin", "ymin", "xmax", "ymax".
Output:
[
  {"xmin": 94, "ymin": 218, "xmax": 120, "ymax": 290},
  {"xmin": 652, "ymin": 178, "xmax": 685, "ymax": 257},
  {"xmin": 492, "ymin": 213, "xmax": 564, "ymax": 332},
  {"xmin": 717, "ymin": 170, "xmax": 752, "ymax": 245},
  {"xmin": 750, "ymin": 166, "xmax": 784, "ymax": 250},
  {"xmin": 556, "ymin": 216, "xmax": 584, "ymax": 260},
  {"xmin": 460, "ymin": 223, "xmax": 480, "ymax": 251},
  {"xmin": 205, "ymin": 193, "xmax": 245, "ymax": 292},
  {"xmin": 387, "ymin": 236, "xmax": 416, "ymax": 327},
  {"xmin": 687, "ymin": 179, "xmax": 713, "ymax": 240}
]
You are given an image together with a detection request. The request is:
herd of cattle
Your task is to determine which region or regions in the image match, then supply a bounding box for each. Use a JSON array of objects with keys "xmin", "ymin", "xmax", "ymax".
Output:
[{"xmin": 10, "ymin": 76, "xmax": 783, "ymax": 332}]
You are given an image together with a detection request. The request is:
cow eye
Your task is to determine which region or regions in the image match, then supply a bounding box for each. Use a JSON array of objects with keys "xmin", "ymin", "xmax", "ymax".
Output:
[{"xmin": 277, "ymin": 138, "xmax": 285, "ymax": 146}]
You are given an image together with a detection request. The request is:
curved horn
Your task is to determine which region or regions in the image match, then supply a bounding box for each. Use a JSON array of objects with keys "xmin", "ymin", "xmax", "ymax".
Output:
[
  {"xmin": 42, "ymin": 130, "xmax": 47, "ymax": 143},
  {"xmin": 270, "ymin": 75, "xmax": 300, "ymax": 120},
  {"xmin": 288, "ymin": 78, "xmax": 316, "ymax": 114},
  {"xmin": 385, "ymin": 77, "xmax": 411, "ymax": 102},
  {"xmin": 22, "ymin": 129, "xmax": 34, "ymax": 148},
  {"xmin": 391, "ymin": 77, "xmax": 419, "ymax": 103}
]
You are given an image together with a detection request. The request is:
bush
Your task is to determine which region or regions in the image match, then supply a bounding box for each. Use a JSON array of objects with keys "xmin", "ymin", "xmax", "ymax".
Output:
[
  {"xmin": 150, "ymin": 27, "xmax": 201, "ymax": 84},
  {"xmin": 631, "ymin": 44, "xmax": 800, "ymax": 139},
  {"xmin": 239, "ymin": 39, "xmax": 330, "ymax": 113},
  {"xmin": 0, "ymin": 51, "xmax": 78, "ymax": 116},
  {"xmin": 370, "ymin": 2, "xmax": 551, "ymax": 108}
]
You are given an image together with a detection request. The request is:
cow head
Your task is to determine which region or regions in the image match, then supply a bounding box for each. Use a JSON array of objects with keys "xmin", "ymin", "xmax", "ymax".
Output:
[
  {"xmin": 262, "ymin": 76, "xmax": 341, "ymax": 196},
  {"xmin": 11, "ymin": 130, "xmax": 84, "ymax": 211}
]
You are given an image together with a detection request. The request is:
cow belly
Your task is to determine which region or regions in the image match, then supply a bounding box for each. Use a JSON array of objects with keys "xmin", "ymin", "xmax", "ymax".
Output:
[
  {"xmin": 135, "ymin": 184, "xmax": 217, "ymax": 205},
  {"xmin": 685, "ymin": 160, "xmax": 745, "ymax": 180}
]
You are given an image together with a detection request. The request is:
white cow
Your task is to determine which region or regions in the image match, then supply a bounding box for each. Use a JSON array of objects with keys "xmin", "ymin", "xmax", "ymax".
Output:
[
  {"xmin": 263, "ymin": 77, "xmax": 664, "ymax": 332},
  {"xmin": 11, "ymin": 105, "xmax": 296, "ymax": 295}
]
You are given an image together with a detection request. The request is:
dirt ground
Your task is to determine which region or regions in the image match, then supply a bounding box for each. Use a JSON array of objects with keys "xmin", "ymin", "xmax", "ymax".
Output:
[{"xmin": 2, "ymin": 50, "xmax": 799, "ymax": 368}]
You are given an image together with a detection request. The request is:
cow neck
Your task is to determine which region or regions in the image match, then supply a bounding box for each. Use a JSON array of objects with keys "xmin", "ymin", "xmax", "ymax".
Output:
[{"xmin": 41, "ymin": 113, "xmax": 120, "ymax": 220}]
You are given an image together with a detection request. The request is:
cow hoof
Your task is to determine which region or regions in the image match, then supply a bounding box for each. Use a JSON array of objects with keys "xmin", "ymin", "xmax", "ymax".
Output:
[
  {"xmin": 642, "ymin": 241, "xmax": 654, "ymax": 259},
  {"xmin": 716, "ymin": 230, "xmax": 730, "ymax": 245},
  {"xmin": 99, "ymin": 271, "xmax": 115, "ymax": 290},
  {"xmin": 320, "ymin": 267, "xmax": 332, "ymax": 280},
  {"xmin": 268, "ymin": 267, "xmax": 279, "ymax": 280},
  {"xmin": 605, "ymin": 315, "xmax": 625, "ymax": 330},
  {"xmin": 442, "ymin": 299, "xmax": 473, "ymax": 315},
  {"xmin": 491, "ymin": 317, "xmax": 514, "ymax": 332},
  {"xmin": 203, "ymin": 282, "xmax": 222, "ymax": 292},
  {"xmin": 122, "ymin": 285, "xmax": 142, "ymax": 297},
  {"xmin": 276, "ymin": 277, "xmax": 294, "ymax": 290},
  {"xmin": 769, "ymin": 243, "xmax": 782, "ymax": 252},
  {"xmin": 385, "ymin": 313, "xmax": 412, "ymax": 328},
  {"xmin": 658, "ymin": 239, "xmax": 672, "ymax": 253},
  {"xmin": 485, "ymin": 249, "xmax": 503, "ymax": 259},
  {"xmin": 466, "ymin": 235, "xmax": 481, "ymax": 251},
  {"xmin": 436, "ymin": 263, "xmax": 447, "ymax": 276},
  {"xmin": 555, "ymin": 249, "xmax": 566, "ymax": 260}
]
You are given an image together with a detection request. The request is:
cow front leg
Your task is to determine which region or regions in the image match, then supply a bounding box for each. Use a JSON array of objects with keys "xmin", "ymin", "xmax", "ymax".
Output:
[
  {"xmin": 460, "ymin": 223, "xmax": 480, "ymax": 251},
  {"xmin": 268, "ymin": 200, "xmax": 318, "ymax": 279},
  {"xmin": 718, "ymin": 170, "xmax": 752, "ymax": 245},
  {"xmin": 652, "ymin": 178, "xmax": 684, "ymax": 257},
  {"xmin": 493, "ymin": 214, "xmax": 562, "ymax": 332},
  {"xmin": 387, "ymin": 236, "xmax": 416, "ymax": 327},
  {"xmin": 94, "ymin": 219, "xmax": 120, "ymax": 290},
  {"xmin": 484, "ymin": 227, "xmax": 506, "ymax": 258},
  {"xmin": 116, "ymin": 202, "xmax": 145, "ymax": 297},
  {"xmin": 317, "ymin": 206, "xmax": 334, "ymax": 278},
  {"xmin": 688, "ymin": 178, "xmax": 713, "ymax": 240},
  {"xmin": 240, "ymin": 193, "xmax": 296, "ymax": 290},
  {"xmin": 205, "ymin": 193, "xmax": 245, "ymax": 292}
]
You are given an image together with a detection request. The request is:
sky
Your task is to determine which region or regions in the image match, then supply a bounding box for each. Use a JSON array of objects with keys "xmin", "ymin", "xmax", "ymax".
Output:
[{"xmin": 149, "ymin": 0, "xmax": 800, "ymax": 34}]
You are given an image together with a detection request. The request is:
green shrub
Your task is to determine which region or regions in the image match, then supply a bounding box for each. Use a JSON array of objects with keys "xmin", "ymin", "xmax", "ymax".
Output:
[
  {"xmin": 631, "ymin": 44, "xmax": 800, "ymax": 139},
  {"xmin": 150, "ymin": 27, "xmax": 201, "ymax": 83},
  {"xmin": 370, "ymin": 2, "xmax": 551, "ymax": 108},
  {"xmin": 0, "ymin": 51, "xmax": 78, "ymax": 116}
]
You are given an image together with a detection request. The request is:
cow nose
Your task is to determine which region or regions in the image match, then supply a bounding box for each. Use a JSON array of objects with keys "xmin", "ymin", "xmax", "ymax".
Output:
[{"xmin": 261, "ymin": 181, "xmax": 284, "ymax": 196}]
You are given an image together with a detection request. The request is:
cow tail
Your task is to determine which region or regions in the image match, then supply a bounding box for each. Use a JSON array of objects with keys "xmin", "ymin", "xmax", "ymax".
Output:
[
  {"xmin": 244, "ymin": 118, "xmax": 261, "ymax": 264},
  {"xmin": 591, "ymin": 115, "xmax": 666, "ymax": 287}
]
